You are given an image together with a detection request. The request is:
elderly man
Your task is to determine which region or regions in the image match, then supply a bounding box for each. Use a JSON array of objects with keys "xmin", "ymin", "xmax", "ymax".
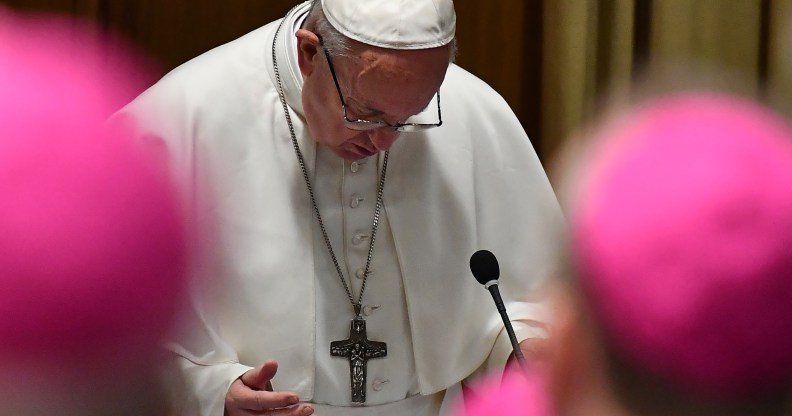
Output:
[{"xmin": 116, "ymin": 0, "xmax": 562, "ymax": 415}]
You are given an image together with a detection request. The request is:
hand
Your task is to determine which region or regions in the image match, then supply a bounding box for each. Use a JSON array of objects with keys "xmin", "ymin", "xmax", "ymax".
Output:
[
  {"xmin": 506, "ymin": 338, "xmax": 549, "ymax": 372},
  {"xmin": 518, "ymin": 337, "xmax": 549, "ymax": 362},
  {"xmin": 225, "ymin": 360, "xmax": 314, "ymax": 416}
]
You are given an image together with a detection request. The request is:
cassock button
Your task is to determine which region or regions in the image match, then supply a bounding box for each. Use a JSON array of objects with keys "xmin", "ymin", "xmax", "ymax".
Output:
[
  {"xmin": 350, "ymin": 195, "xmax": 364, "ymax": 208},
  {"xmin": 355, "ymin": 268, "xmax": 366, "ymax": 279},
  {"xmin": 362, "ymin": 305, "xmax": 381, "ymax": 316},
  {"xmin": 350, "ymin": 161, "xmax": 360, "ymax": 173},
  {"xmin": 352, "ymin": 233, "xmax": 369, "ymax": 246},
  {"xmin": 372, "ymin": 379, "xmax": 390, "ymax": 391}
]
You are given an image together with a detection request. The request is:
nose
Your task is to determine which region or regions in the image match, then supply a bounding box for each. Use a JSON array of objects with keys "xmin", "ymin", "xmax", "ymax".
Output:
[{"xmin": 368, "ymin": 127, "xmax": 400, "ymax": 151}]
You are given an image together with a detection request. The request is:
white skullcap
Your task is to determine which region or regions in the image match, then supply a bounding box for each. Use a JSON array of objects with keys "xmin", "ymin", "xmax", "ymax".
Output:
[{"xmin": 321, "ymin": 0, "xmax": 456, "ymax": 50}]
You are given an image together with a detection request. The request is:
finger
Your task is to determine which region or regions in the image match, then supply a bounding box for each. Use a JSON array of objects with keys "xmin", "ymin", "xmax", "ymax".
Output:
[
  {"xmin": 240, "ymin": 360, "xmax": 278, "ymax": 390},
  {"xmin": 229, "ymin": 381, "xmax": 301, "ymax": 411},
  {"xmin": 248, "ymin": 403, "xmax": 314, "ymax": 416},
  {"xmin": 278, "ymin": 403, "xmax": 314, "ymax": 416}
]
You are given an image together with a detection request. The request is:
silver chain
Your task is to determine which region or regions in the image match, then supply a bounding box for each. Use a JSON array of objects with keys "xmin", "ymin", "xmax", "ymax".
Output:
[{"xmin": 271, "ymin": 13, "xmax": 389, "ymax": 317}]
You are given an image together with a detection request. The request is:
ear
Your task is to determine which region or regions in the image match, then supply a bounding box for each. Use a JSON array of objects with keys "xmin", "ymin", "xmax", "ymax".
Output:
[{"xmin": 296, "ymin": 29, "xmax": 322, "ymax": 78}]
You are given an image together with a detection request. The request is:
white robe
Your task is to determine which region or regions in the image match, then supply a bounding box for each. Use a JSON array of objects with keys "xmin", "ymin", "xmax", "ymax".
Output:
[{"xmin": 116, "ymin": 2, "xmax": 564, "ymax": 415}]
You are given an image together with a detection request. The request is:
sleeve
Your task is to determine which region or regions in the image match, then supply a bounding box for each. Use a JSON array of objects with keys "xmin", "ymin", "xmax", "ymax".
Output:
[
  {"xmin": 452, "ymin": 64, "xmax": 563, "ymax": 385},
  {"xmin": 167, "ymin": 284, "xmax": 253, "ymax": 416},
  {"xmin": 466, "ymin": 311, "xmax": 550, "ymax": 384},
  {"xmin": 486, "ymin": 321, "xmax": 549, "ymax": 373},
  {"xmin": 111, "ymin": 98, "xmax": 250, "ymax": 416}
]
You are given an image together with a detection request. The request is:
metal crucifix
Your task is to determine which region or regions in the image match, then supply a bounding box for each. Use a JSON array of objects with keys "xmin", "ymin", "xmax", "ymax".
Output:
[{"xmin": 330, "ymin": 316, "xmax": 387, "ymax": 404}]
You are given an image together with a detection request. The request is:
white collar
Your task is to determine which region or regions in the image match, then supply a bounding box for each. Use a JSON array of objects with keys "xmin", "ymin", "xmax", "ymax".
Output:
[{"xmin": 266, "ymin": 1, "xmax": 311, "ymax": 118}]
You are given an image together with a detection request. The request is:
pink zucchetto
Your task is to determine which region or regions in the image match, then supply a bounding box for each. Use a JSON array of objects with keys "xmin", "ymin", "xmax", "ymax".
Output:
[
  {"xmin": 571, "ymin": 93, "xmax": 792, "ymax": 397},
  {"xmin": 458, "ymin": 366, "xmax": 551, "ymax": 416},
  {"xmin": 0, "ymin": 8, "xmax": 186, "ymax": 387}
]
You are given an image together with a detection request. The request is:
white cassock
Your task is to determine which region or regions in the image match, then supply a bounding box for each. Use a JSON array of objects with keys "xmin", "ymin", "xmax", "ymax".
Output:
[{"xmin": 115, "ymin": 2, "xmax": 564, "ymax": 415}]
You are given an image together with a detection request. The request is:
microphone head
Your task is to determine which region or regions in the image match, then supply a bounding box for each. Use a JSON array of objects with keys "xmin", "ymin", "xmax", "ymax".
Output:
[{"xmin": 470, "ymin": 249, "xmax": 500, "ymax": 285}]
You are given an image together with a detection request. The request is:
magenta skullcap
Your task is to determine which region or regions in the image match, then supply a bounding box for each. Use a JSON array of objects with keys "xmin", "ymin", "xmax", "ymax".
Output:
[
  {"xmin": 571, "ymin": 93, "xmax": 792, "ymax": 397},
  {"xmin": 455, "ymin": 366, "xmax": 551, "ymax": 416},
  {"xmin": 0, "ymin": 10, "xmax": 187, "ymax": 381}
]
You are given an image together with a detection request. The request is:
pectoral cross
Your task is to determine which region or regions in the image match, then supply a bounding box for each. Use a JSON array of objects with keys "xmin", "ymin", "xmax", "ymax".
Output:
[{"xmin": 330, "ymin": 316, "xmax": 387, "ymax": 404}]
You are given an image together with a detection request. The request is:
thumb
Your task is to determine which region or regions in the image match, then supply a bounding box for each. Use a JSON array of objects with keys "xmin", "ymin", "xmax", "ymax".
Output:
[{"xmin": 240, "ymin": 360, "xmax": 278, "ymax": 391}]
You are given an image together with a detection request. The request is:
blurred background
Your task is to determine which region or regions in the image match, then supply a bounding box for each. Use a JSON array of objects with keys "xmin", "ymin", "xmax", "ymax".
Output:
[{"xmin": 4, "ymin": 0, "xmax": 791, "ymax": 178}]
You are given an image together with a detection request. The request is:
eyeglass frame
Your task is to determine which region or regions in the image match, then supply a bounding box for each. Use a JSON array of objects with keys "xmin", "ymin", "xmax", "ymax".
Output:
[{"xmin": 319, "ymin": 39, "xmax": 443, "ymax": 132}]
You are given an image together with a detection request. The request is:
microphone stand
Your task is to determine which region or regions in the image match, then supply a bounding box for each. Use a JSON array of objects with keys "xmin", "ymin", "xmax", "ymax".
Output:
[{"xmin": 484, "ymin": 280, "xmax": 531, "ymax": 375}]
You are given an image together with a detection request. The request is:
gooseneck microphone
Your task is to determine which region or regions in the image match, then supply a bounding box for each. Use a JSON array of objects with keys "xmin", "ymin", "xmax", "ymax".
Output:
[{"xmin": 469, "ymin": 249, "xmax": 529, "ymax": 373}]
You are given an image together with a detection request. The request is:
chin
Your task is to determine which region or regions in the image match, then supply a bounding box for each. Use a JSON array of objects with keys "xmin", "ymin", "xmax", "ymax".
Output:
[{"xmin": 333, "ymin": 146, "xmax": 376, "ymax": 161}]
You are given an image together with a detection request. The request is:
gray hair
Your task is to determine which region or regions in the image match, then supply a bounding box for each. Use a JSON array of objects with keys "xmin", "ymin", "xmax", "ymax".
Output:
[
  {"xmin": 303, "ymin": 0, "xmax": 457, "ymax": 62},
  {"xmin": 304, "ymin": 0, "xmax": 354, "ymax": 58}
]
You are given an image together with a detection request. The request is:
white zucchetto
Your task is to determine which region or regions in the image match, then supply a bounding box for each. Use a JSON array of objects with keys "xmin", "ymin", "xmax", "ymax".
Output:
[{"xmin": 321, "ymin": 0, "xmax": 456, "ymax": 50}]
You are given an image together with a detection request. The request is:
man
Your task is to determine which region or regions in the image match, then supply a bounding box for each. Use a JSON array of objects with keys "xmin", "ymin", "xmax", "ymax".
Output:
[
  {"xmin": 462, "ymin": 92, "xmax": 792, "ymax": 415},
  {"xmin": 0, "ymin": 8, "xmax": 189, "ymax": 416},
  {"xmin": 116, "ymin": 0, "xmax": 563, "ymax": 414}
]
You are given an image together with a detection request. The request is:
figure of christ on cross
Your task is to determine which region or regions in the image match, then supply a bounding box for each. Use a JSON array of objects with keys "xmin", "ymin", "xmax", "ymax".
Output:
[{"xmin": 330, "ymin": 317, "xmax": 387, "ymax": 404}]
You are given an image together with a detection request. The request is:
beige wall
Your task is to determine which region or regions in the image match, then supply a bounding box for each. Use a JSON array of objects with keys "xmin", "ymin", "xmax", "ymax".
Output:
[{"xmin": 5, "ymin": 0, "xmax": 791, "ymax": 167}]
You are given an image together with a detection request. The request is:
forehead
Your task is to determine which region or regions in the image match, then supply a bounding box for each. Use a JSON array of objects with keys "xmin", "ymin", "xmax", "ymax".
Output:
[{"xmin": 336, "ymin": 45, "xmax": 449, "ymax": 117}]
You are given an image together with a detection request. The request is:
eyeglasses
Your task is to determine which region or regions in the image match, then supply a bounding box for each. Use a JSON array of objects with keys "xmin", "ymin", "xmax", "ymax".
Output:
[{"xmin": 321, "ymin": 43, "xmax": 442, "ymax": 132}]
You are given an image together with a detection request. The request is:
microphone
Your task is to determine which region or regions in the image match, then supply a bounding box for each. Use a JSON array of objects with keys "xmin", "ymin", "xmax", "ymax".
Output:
[{"xmin": 469, "ymin": 249, "xmax": 529, "ymax": 373}]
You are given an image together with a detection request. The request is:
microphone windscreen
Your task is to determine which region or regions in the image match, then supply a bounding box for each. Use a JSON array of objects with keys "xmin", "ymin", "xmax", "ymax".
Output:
[{"xmin": 470, "ymin": 249, "xmax": 500, "ymax": 285}]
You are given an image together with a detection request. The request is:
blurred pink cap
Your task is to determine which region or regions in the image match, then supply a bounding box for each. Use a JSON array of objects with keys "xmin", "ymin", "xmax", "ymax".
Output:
[
  {"xmin": 571, "ymin": 93, "xmax": 792, "ymax": 397},
  {"xmin": 456, "ymin": 366, "xmax": 551, "ymax": 416},
  {"xmin": 0, "ymin": 9, "xmax": 186, "ymax": 380}
]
